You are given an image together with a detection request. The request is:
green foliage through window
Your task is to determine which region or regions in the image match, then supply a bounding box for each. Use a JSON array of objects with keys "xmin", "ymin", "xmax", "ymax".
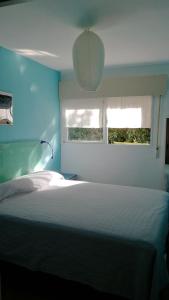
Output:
[
  {"xmin": 68, "ymin": 128, "xmax": 103, "ymax": 141},
  {"xmin": 68, "ymin": 128, "xmax": 150, "ymax": 144},
  {"xmin": 108, "ymin": 128, "xmax": 151, "ymax": 144}
]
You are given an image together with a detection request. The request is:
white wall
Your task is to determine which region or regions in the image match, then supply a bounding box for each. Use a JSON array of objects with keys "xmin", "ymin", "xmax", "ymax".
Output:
[{"xmin": 61, "ymin": 63, "xmax": 169, "ymax": 190}]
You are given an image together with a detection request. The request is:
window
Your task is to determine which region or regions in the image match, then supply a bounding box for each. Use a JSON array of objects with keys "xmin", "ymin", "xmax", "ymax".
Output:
[
  {"xmin": 62, "ymin": 96, "xmax": 152, "ymax": 145},
  {"xmin": 63, "ymin": 98, "xmax": 103, "ymax": 142},
  {"xmin": 106, "ymin": 96, "xmax": 152, "ymax": 144}
]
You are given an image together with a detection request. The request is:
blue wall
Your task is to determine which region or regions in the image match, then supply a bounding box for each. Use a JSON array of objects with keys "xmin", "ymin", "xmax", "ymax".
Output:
[{"xmin": 0, "ymin": 47, "xmax": 61, "ymax": 171}]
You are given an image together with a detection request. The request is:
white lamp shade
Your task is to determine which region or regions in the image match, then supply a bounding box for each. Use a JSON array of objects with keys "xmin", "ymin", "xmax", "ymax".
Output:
[{"xmin": 73, "ymin": 30, "xmax": 105, "ymax": 91}]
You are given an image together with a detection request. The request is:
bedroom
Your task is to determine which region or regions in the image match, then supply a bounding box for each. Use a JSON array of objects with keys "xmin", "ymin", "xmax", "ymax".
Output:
[{"xmin": 0, "ymin": 0, "xmax": 169, "ymax": 300}]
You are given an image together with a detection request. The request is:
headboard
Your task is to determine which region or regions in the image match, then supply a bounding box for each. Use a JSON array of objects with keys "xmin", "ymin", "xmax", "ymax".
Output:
[{"xmin": 0, "ymin": 140, "xmax": 43, "ymax": 183}]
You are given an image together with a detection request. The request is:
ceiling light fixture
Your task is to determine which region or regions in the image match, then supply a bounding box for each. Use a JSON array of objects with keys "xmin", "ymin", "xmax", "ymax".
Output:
[{"xmin": 72, "ymin": 29, "xmax": 105, "ymax": 91}]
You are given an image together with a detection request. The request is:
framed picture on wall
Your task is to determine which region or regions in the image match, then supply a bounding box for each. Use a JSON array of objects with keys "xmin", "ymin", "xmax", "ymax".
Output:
[{"xmin": 0, "ymin": 91, "xmax": 13, "ymax": 125}]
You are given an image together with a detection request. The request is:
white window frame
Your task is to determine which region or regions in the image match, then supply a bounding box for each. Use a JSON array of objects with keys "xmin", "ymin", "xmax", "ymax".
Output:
[{"xmin": 62, "ymin": 96, "xmax": 153, "ymax": 146}]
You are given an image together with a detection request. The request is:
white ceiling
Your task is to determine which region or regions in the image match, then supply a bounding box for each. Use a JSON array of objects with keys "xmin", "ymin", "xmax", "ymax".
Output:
[{"xmin": 0, "ymin": 0, "xmax": 169, "ymax": 73}]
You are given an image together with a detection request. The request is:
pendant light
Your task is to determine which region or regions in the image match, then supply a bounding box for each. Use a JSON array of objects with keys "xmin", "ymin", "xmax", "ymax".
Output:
[{"xmin": 72, "ymin": 29, "xmax": 105, "ymax": 91}]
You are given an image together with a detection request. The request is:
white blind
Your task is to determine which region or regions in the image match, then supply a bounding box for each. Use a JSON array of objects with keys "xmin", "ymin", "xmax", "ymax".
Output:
[
  {"xmin": 106, "ymin": 96, "xmax": 152, "ymax": 128},
  {"xmin": 62, "ymin": 98, "xmax": 103, "ymax": 128}
]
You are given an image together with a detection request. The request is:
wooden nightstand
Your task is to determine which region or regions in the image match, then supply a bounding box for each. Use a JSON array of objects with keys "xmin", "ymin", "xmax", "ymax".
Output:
[{"xmin": 61, "ymin": 172, "xmax": 78, "ymax": 180}]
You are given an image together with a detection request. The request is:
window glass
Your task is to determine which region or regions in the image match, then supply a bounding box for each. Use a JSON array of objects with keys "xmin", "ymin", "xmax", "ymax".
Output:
[
  {"xmin": 63, "ymin": 98, "xmax": 103, "ymax": 142},
  {"xmin": 108, "ymin": 128, "xmax": 151, "ymax": 144},
  {"xmin": 106, "ymin": 96, "xmax": 152, "ymax": 144},
  {"xmin": 63, "ymin": 96, "xmax": 152, "ymax": 144},
  {"xmin": 68, "ymin": 128, "xmax": 103, "ymax": 142}
]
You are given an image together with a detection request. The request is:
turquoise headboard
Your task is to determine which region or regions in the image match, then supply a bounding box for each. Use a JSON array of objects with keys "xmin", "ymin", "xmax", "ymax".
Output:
[{"xmin": 0, "ymin": 140, "xmax": 43, "ymax": 183}]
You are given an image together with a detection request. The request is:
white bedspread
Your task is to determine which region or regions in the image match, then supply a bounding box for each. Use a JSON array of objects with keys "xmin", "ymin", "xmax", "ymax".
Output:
[{"xmin": 0, "ymin": 177, "xmax": 168, "ymax": 300}]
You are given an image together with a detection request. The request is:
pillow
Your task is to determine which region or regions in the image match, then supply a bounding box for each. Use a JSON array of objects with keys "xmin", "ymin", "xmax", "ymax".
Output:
[
  {"xmin": 28, "ymin": 170, "xmax": 64, "ymax": 181},
  {"xmin": 0, "ymin": 170, "xmax": 64, "ymax": 201},
  {"xmin": 26, "ymin": 170, "xmax": 64, "ymax": 187},
  {"xmin": 0, "ymin": 177, "xmax": 37, "ymax": 202}
]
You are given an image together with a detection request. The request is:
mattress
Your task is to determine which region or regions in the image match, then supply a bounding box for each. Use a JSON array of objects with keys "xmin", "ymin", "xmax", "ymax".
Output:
[{"xmin": 0, "ymin": 172, "xmax": 168, "ymax": 300}]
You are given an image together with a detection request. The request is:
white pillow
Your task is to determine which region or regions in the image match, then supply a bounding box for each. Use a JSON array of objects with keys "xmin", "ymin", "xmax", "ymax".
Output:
[
  {"xmin": 0, "ymin": 170, "xmax": 64, "ymax": 201},
  {"xmin": 26, "ymin": 170, "xmax": 64, "ymax": 187},
  {"xmin": 0, "ymin": 177, "xmax": 37, "ymax": 202}
]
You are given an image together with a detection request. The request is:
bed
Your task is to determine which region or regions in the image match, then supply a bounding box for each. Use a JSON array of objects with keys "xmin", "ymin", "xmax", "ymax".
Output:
[{"xmin": 0, "ymin": 169, "xmax": 168, "ymax": 300}]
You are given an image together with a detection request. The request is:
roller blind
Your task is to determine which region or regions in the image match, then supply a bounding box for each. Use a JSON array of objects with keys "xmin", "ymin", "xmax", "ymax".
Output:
[
  {"xmin": 106, "ymin": 96, "xmax": 152, "ymax": 128},
  {"xmin": 62, "ymin": 98, "xmax": 103, "ymax": 128}
]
